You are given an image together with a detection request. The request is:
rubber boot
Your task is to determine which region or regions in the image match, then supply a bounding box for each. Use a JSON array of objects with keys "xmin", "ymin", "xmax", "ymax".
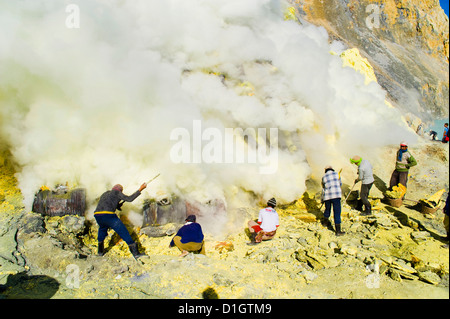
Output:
[
  {"xmin": 321, "ymin": 217, "xmax": 332, "ymax": 229},
  {"xmin": 361, "ymin": 205, "xmax": 372, "ymax": 216},
  {"xmin": 335, "ymin": 224, "xmax": 346, "ymax": 236},
  {"xmin": 128, "ymin": 242, "xmax": 145, "ymax": 259},
  {"xmin": 97, "ymin": 241, "xmax": 105, "ymax": 256}
]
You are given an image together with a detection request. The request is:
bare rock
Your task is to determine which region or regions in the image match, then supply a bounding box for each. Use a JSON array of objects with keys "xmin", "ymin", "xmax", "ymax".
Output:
[
  {"xmin": 418, "ymin": 271, "xmax": 442, "ymax": 285},
  {"xmin": 410, "ymin": 231, "xmax": 431, "ymax": 244}
]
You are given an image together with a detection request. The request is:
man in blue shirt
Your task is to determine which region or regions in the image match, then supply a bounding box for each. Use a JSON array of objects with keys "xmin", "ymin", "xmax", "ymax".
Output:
[{"xmin": 170, "ymin": 215, "xmax": 205, "ymax": 257}]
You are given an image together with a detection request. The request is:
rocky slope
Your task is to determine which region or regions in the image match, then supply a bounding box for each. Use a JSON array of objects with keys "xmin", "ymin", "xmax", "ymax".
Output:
[
  {"xmin": 1, "ymin": 141, "xmax": 448, "ymax": 299},
  {"xmin": 0, "ymin": 0, "xmax": 449, "ymax": 300},
  {"xmin": 291, "ymin": 0, "xmax": 449, "ymax": 122}
]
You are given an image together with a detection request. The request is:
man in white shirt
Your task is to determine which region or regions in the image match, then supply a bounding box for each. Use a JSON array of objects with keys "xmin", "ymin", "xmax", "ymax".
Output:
[{"xmin": 247, "ymin": 198, "xmax": 279, "ymax": 245}]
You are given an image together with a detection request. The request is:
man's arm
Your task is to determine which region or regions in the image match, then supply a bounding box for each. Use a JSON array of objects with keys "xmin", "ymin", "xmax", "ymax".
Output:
[
  {"xmin": 118, "ymin": 190, "xmax": 141, "ymax": 202},
  {"xmin": 407, "ymin": 154, "xmax": 417, "ymax": 168},
  {"xmin": 118, "ymin": 183, "xmax": 147, "ymax": 202}
]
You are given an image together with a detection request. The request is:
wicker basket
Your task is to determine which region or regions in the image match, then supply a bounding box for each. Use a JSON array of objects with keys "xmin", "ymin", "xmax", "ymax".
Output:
[
  {"xmin": 32, "ymin": 188, "xmax": 86, "ymax": 217},
  {"xmin": 386, "ymin": 197, "xmax": 403, "ymax": 208},
  {"xmin": 420, "ymin": 202, "xmax": 439, "ymax": 215}
]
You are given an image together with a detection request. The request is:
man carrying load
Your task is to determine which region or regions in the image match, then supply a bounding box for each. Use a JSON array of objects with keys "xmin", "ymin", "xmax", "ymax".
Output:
[{"xmin": 389, "ymin": 141, "xmax": 417, "ymax": 193}]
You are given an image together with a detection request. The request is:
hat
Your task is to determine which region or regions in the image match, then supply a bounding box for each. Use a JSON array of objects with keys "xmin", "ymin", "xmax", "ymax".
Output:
[
  {"xmin": 112, "ymin": 184, "xmax": 123, "ymax": 192},
  {"xmin": 350, "ymin": 156, "xmax": 362, "ymax": 165},
  {"xmin": 185, "ymin": 215, "xmax": 196, "ymax": 222},
  {"xmin": 267, "ymin": 198, "xmax": 277, "ymax": 207},
  {"xmin": 324, "ymin": 165, "xmax": 333, "ymax": 170},
  {"xmin": 400, "ymin": 141, "xmax": 408, "ymax": 147}
]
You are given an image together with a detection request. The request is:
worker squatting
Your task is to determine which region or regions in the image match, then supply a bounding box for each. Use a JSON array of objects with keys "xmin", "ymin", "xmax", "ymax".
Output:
[{"xmin": 92, "ymin": 141, "xmax": 449, "ymax": 259}]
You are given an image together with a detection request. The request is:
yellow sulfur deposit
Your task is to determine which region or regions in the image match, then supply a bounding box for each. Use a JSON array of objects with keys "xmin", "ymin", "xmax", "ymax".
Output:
[
  {"xmin": 385, "ymin": 184, "xmax": 407, "ymax": 199},
  {"xmin": 276, "ymin": 194, "xmax": 318, "ymax": 223},
  {"xmin": 214, "ymin": 241, "xmax": 234, "ymax": 254},
  {"xmin": 370, "ymin": 198, "xmax": 382, "ymax": 210},
  {"xmin": 338, "ymin": 48, "xmax": 396, "ymax": 110},
  {"xmin": 0, "ymin": 150, "xmax": 23, "ymax": 215},
  {"xmin": 420, "ymin": 189, "xmax": 446, "ymax": 208},
  {"xmin": 340, "ymin": 48, "xmax": 378, "ymax": 85},
  {"xmin": 284, "ymin": 6, "xmax": 297, "ymax": 21}
]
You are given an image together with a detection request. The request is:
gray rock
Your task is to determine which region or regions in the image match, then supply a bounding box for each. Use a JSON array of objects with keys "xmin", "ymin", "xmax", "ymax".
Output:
[
  {"xmin": 306, "ymin": 251, "xmax": 328, "ymax": 269},
  {"xmin": 61, "ymin": 216, "xmax": 85, "ymax": 234},
  {"xmin": 213, "ymin": 273, "xmax": 233, "ymax": 286},
  {"xmin": 395, "ymin": 269, "xmax": 418, "ymax": 280},
  {"xmin": 140, "ymin": 223, "xmax": 178, "ymax": 237},
  {"xmin": 21, "ymin": 213, "xmax": 45, "ymax": 234},
  {"xmin": 297, "ymin": 237, "xmax": 308, "ymax": 247},
  {"xmin": 361, "ymin": 238, "xmax": 374, "ymax": 247},
  {"xmin": 113, "ymin": 265, "xmax": 129, "ymax": 274},
  {"xmin": 391, "ymin": 259, "xmax": 416, "ymax": 274},
  {"xmin": 340, "ymin": 244, "xmax": 358, "ymax": 256},
  {"xmin": 300, "ymin": 270, "xmax": 318, "ymax": 283},
  {"xmin": 328, "ymin": 241, "xmax": 339, "ymax": 250},
  {"xmin": 418, "ymin": 271, "xmax": 441, "ymax": 285},
  {"xmin": 390, "ymin": 269, "xmax": 402, "ymax": 282},
  {"xmin": 410, "ymin": 231, "xmax": 431, "ymax": 244}
]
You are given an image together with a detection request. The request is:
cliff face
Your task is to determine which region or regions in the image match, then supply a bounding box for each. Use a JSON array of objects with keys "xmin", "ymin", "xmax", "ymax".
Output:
[{"xmin": 291, "ymin": 0, "xmax": 449, "ymax": 121}]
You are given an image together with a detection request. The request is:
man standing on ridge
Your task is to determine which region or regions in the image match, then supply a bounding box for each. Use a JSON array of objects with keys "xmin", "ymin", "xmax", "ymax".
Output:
[
  {"xmin": 350, "ymin": 155, "xmax": 374, "ymax": 216},
  {"xmin": 389, "ymin": 141, "xmax": 417, "ymax": 192},
  {"xmin": 94, "ymin": 182, "xmax": 147, "ymax": 259},
  {"xmin": 442, "ymin": 123, "xmax": 449, "ymax": 143}
]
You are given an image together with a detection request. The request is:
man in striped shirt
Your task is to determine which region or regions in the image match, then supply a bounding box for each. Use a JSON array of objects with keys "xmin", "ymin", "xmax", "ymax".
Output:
[{"xmin": 321, "ymin": 166, "xmax": 345, "ymax": 236}]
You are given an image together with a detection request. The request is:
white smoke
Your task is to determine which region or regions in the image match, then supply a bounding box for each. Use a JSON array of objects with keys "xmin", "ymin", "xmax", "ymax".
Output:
[{"xmin": 0, "ymin": 0, "xmax": 416, "ymax": 231}]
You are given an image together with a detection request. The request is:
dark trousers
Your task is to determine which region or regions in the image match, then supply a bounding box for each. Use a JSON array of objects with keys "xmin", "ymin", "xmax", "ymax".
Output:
[
  {"xmin": 94, "ymin": 214, "xmax": 134, "ymax": 245},
  {"xmin": 360, "ymin": 182, "xmax": 373, "ymax": 212},
  {"xmin": 389, "ymin": 170, "xmax": 408, "ymax": 189},
  {"xmin": 324, "ymin": 198, "xmax": 341, "ymax": 224}
]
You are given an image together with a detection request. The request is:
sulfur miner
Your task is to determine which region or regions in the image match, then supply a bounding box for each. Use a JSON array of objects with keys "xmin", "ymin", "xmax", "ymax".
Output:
[
  {"xmin": 389, "ymin": 141, "xmax": 417, "ymax": 194},
  {"xmin": 94, "ymin": 183, "xmax": 147, "ymax": 259},
  {"xmin": 247, "ymin": 198, "xmax": 280, "ymax": 245}
]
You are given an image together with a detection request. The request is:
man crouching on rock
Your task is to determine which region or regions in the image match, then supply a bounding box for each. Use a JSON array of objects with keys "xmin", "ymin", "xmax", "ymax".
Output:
[
  {"xmin": 247, "ymin": 198, "xmax": 279, "ymax": 245},
  {"xmin": 94, "ymin": 183, "xmax": 147, "ymax": 259},
  {"xmin": 169, "ymin": 215, "xmax": 205, "ymax": 257}
]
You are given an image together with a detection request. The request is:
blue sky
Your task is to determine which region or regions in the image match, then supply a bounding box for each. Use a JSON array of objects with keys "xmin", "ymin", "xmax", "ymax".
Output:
[{"xmin": 440, "ymin": 0, "xmax": 449, "ymax": 16}]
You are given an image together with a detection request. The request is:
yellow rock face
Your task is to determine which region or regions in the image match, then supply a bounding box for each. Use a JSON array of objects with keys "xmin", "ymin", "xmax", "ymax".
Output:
[
  {"xmin": 0, "ymin": 150, "xmax": 23, "ymax": 216},
  {"xmin": 340, "ymin": 48, "xmax": 378, "ymax": 85}
]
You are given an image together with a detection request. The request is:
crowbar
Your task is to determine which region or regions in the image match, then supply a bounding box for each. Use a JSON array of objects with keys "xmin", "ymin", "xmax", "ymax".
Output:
[
  {"xmin": 146, "ymin": 173, "xmax": 160, "ymax": 185},
  {"xmin": 117, "ymin": 174, "xmax": 161, "ymax": 211},
  {"xmin": 345, "ymin": 181, "xmax": 357, "ymax": 203}
]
